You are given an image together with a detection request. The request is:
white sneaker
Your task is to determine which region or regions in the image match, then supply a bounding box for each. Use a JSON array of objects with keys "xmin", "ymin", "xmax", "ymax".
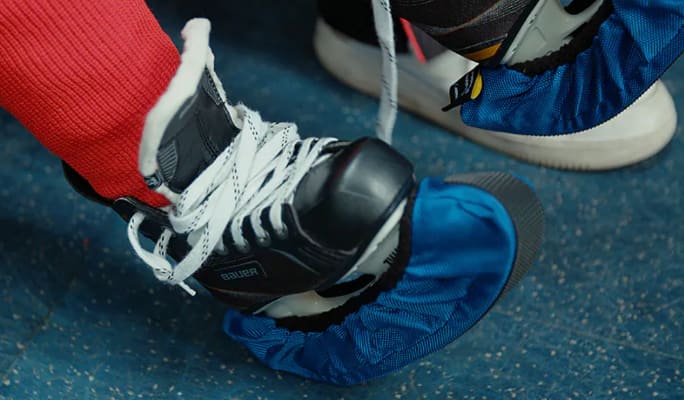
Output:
[{"xmin": 313, "ymin": 18, "xmax": 677, "ymax": 170}]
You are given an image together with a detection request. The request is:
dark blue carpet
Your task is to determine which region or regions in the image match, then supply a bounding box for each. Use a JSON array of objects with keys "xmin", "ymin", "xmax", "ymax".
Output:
[{"xmin": 1, "ymin": 1, "xmax": 683, "ymax": 399}]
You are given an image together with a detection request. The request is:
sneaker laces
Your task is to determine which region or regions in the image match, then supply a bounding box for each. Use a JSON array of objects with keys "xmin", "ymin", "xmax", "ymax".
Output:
[
  {"xmin": 127, "ymin": 19, "xmax": 336, "ymax": 295},
  {"xmin": 128, "ymin": 9, "xmax": 399, "ymax": 295}
]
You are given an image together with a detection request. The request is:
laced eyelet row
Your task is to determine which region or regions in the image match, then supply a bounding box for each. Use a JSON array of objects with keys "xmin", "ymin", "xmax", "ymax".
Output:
[{"xmin": 234, "ymin": 222, "xmax": 289, "ymax": 254}]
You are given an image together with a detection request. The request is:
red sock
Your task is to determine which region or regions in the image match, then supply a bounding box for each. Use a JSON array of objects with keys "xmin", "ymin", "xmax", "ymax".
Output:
[{"xmin": 0, "ymin": 0, "xmax": 179, "ymax": 207}]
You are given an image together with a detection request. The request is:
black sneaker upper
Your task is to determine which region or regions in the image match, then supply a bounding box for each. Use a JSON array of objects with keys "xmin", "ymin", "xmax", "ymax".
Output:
[
  {"xmin": 64, "ymin": 69, "xmax": 415, "ymax": 313},
  {"xmin": 317, "ymin": 0, "xmax": 535, "ymax": 63},
  {"xmin": 318, "ymin": 0, "xmax": 409, "ymax": 52}
]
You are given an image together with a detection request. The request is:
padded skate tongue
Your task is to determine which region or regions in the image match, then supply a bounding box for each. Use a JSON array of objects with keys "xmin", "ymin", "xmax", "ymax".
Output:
[{"xmin": 154, "ymin": 68, "xmax": 239, "ymax": 194}]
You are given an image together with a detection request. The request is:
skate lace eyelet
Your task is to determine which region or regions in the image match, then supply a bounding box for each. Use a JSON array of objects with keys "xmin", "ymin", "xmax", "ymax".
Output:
[
  {"xmin": 275, "ymin": 225, "xmax": 288, "ymax": 240},
  {"xmin": 256, "ymin": 232, "xmax": 272, "ymax": 247},
  {"xmin": 236, "ymin": 242, "xmax": 251, "ymax": 254}
]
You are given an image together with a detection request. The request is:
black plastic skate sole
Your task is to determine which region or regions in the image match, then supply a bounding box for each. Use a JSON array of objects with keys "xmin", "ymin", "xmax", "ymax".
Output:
[{"xmin": 445, "ymin": 172, "xmax": 545, "ymax": 302}]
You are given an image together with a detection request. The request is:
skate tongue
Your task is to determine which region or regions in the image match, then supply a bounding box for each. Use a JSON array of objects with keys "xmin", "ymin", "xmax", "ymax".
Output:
[{"xmin": 147, "ymin": 68, "xmax": 240, "ymax": 194}]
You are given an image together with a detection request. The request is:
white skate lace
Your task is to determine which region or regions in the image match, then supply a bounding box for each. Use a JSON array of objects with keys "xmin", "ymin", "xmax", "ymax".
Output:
[
  {"xmin": 129, "ymin": 107, "xmax": 335, "ymax": 295},
  {"xmin": 127, "ymin": 5, "xmax": 399, "ymax": 294},
  {"xmin": 371, "ymin": 0, "xmax": 398, "ymax": 144}
]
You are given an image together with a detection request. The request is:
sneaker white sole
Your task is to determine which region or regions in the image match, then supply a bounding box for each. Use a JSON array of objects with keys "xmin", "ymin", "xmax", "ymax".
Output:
[{"xmin": 313, "ymin": 19, "xmax": 678, "ymax": 170}]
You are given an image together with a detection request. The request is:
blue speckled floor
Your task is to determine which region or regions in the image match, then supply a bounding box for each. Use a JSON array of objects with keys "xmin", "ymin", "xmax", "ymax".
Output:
[{"xmin": 1, "ymin": 1, "xmax": 683, "ymax": 399}]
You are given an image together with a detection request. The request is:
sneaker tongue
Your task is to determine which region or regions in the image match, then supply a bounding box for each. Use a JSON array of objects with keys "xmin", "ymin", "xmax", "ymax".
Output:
[{"xmin": 156, "ymin": 69, "xmax": 240, "ymax": 193}]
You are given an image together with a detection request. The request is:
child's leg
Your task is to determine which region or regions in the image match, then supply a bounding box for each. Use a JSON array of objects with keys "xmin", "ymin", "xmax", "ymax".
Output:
[{"xmin": 0, "ymin": 0, "xmax": 179, "ymax": 206}]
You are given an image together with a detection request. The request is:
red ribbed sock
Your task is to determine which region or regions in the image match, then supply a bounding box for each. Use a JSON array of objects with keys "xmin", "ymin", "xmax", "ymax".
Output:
[{"xmin": 0, "ymin": 0, "xmax": 179, "ymax": 206}]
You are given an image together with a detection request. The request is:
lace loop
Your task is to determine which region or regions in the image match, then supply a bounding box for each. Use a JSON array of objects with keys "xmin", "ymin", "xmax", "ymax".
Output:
[{"xmin": 129, "ymin": 104, "xmax": 335, "ymax": 292}]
